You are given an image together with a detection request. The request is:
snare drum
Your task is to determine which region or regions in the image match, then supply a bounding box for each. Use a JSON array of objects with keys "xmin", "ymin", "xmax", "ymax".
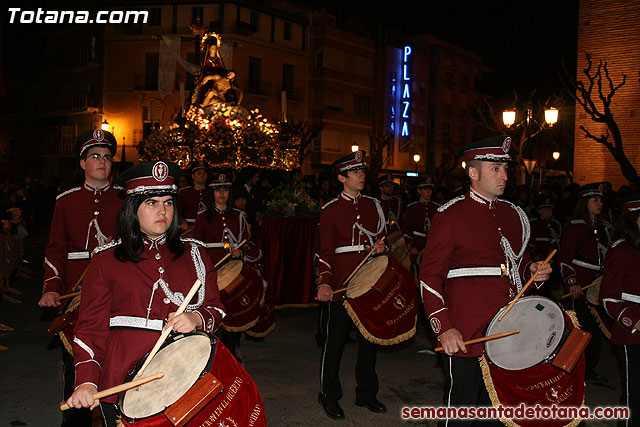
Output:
[
  {"xmin": 216, "ymin": 260, "xmax": 263, "ymax": 332},
  {"xmin": 343, "ymin": 254, "xmax": 417, "ymax": 345},
  {"xmin": 485, "ymin": 296, "xmax": 568, "ymax": 371},
  {"xmin": 120, "ymin": 331, "xmax": 267, "ymax": 426}
]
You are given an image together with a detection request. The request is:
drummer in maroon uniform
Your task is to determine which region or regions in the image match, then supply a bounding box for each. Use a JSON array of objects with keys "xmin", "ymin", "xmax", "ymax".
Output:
[
  {"xmin": 178, "ymin": 160, "xmax": 211, "ymax": 231},
  {"xmin": 558, "ymin": 183, "xmax": 612, "ymax": 382},
  {"xmin": 403, "ymin": 177, "xmax": 439, "ymax": 266},
  {"xmin": 376, "ymin": 174, "xmax": 403, "ymax": 233},
  {"xmin": 193, "ymin": 172, "xmax": 261, "ymax": 358},
  {"xmin": 315, "ymin": 150, "xmax": 387, "ymax": 420},
  {"xmin": 419, "ymin": 136, "xmax": 551, "ymax": 425},
  {"xmin": 600, "ymin": 193, "xmax": 640, "ymax": 427},
  {"xmin": 38, "ymin": 129, "xmax": 123, "ymax": 427},
  {"xmin": 528, "ymin": 196, "xmax": 562, "ymax": 262},
  {"xmin": 66, "ymin": 160, "xmax": 225, "ymax": 427}
]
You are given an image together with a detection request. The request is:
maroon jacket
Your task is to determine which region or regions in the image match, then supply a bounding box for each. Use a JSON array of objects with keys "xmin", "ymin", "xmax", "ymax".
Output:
[
  {"xmin": 419, "ymin": 189, "xmax": 535, "ymax": 357},
  {"xmin": 528, "ymin": 217, "xmax": 562, "ymax": 262},
  {"xmin": 72, "ymin": 237, "xmax": 225, "ymax": 403},
  {"xmin": 193, "ymin": 207, "xmax": 261, "ymax": 266},
  {"xmin": 314, "ymin": 192, "xmax": 386, "ymax": 302},
  {"xmin": 403, "ymin": 199, "xmax": 440, "ymax": 250},
  {"xmin": 558, "ymin": 219, "xmax": 612, "ymax": 290},
  {"xmin": 178, "ymin": 186, "xmax": 211, "ymax": 225},
  {"xmin": 43, "ymin": 183, "xmax": 123, "ymax": 297},
  {"xmin": 600, "ymin": 239, "xmax": 640, "ymax": 345},
  {"xmin": 377, "ymin": 195, "xmax": 403, "ymax": 233}
]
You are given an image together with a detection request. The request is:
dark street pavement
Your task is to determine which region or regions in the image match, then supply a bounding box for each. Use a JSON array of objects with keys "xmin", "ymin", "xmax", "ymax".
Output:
[{"xmin": 0, "ymin": 231, "xmax": 623, "ymax": 426}]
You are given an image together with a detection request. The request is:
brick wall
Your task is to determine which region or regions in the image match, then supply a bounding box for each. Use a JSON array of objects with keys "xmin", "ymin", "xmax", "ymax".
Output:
[{"xmin": 574, "ymin": 0, "xmax": 640, "ymax": 190}]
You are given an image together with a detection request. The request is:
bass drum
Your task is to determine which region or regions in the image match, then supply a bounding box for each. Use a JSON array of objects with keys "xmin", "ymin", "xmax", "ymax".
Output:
[
  {"xmin": 217, "ymin": 260, "xmax": 263, "ymax": 332},
  {"xmin": 119, "ymin": 331, "xmax": 267, "ymax": 426},
  {"xmin": 343, "ymin": 254, "xmax": 417, "ymax": 345}
]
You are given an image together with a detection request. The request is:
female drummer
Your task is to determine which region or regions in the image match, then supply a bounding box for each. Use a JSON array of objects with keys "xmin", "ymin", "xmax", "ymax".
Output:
[
  {"xmin": 193, "ymin": 171, "xmax": 262, "ymax": 359},
  {"xmin": 557, "ymin": 183, "xmax": 612, "ymax": 382},
  {"xmin": 66, "ymin": 161, "xmax": 226, "ymax": 426},
  {"xmin": 600, "ymin": 193, "xmax": 640, "ymax": 426}
]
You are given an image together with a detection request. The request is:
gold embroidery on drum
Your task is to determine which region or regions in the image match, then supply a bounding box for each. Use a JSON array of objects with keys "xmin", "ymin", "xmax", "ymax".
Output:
[
  {"xmin": 248, "ymin": 404, "xmax": 262, "ymax": 426},
  {"xmin": 392, "ymin": 294, "xmax": 406, "ymax": 310},
  {"xmin": 515, "ymin": 373, "xmax": 563, "ymax": 391},
  {"xmin": 386, "ymin": 301, "xmax": 415, "ymax": 325},
  {"xmin": 545, "ymin": 384, "xmax": 574, "ymax": 404},
  {"xmin": 372, "ymin": 283, "xmax": 401, "ymax": 311},
  {"xmin": 199, "ymin": 377, "xmax": 244, "ymax": 426}
]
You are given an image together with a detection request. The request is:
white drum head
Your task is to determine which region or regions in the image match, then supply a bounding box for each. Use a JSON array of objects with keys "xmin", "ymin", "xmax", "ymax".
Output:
[
  {"xmin": 121, "ymin": 334, "xmax": 212, "ymax": 419},
  {"xmin": 485, "ymin": 296, "xmax": 565, "ymax": 370},
  {"xmin": 347, "ymin": 256, "xmax": 388, "ymax": 299},
  {"xmin": 217, "ymin": 259, "xmax": 243, "ymax": 291}
]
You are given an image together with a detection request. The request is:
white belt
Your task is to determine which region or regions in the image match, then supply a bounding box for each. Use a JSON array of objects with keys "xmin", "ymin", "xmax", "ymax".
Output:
[
  {"xmin": 205, "ymin": 242, "xmax": 225, "ymax": 248},
  {"xmin": 447, "ymin": 266, "xmax": 503, "ymax": 279},
  {"xmin": 185, "ymin": 218, "xmax": 196, "ymax": 223},
  {"xmin": 571, "ymin": 259, "xmax": 602, "ymax": 271},
  {"xmin": 622, "ymin": 292, "xmax": 640, "ymax": 304},
  {"xmin": 67, "ymin": 251, "xmax": 91, "ymax": 260},
  {"xmin": 109, "ymin": 316, "xmax": 163, "ymax": 331},
  {"xmin": 412, "ymin": 231, "xmax": 426, "ymax": 238},
  {"xmin": 335, "ymin": 245, "xmax": 366, "ymax": 254}
]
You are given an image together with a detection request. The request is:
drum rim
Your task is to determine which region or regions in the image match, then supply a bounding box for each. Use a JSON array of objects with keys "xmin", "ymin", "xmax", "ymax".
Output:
[
  {"xmin": 346, "ymin": 253, "xmax": 389, "ymax": 299},
  {"xmin": 485, "ymin": 295, "xmax": 567, "ymax": 370},
  {"xmin": 118, "ymin": 330, "xmax": 218, "ymax": 422}
]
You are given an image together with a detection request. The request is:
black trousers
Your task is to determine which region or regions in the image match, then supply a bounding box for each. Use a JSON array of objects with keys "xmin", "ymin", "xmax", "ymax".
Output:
[
  {"xmin": 440, "ymin": 355, "xmax": 502, "ymax": 427},
  {"xmin": 220, "ymin": 329, "xmax": 242, "ymax": 359},
  {"xmin": 616, "ymin": 344, "xmax": 640, "ymax": 427},
  {"xmin": 62, "ymin": 349, "xmax": 92, "ymax": 427},
  {"xmin": 571, "ymin": 298, "xmax": 602, "ymax": 374},
  {"xmin": 320, "ymin": 301, "xmax": 378, "ymax": 403},
  {"xmin": 100, "ymin": 403, "xmax": 118, "ymax": 427}
]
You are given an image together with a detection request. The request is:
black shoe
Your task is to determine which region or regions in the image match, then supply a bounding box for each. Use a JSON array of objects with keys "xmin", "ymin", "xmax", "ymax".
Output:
[
  {"xmin": 355, "ymin": 397, "xmax": 387, "ymax": 413},
  {"xmin": 318, "ymin": 393, "xmax": 345, "ymax": 419}
]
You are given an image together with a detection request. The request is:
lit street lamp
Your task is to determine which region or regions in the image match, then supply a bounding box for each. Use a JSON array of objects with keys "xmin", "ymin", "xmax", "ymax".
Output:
[
  {"xmin": 552, "ymin": 151, "xmax": 560, "ymax": 161},
  {"xmin": 101, "ymin": 119, "xmax": 110, "ymax": 131},
  {"xmin": 413, "ymin": 153, "xmax": 421, "ymax": 173},
  {"xmin": 351, "ymin": 143, "xmax": 359, "ymax": 152}
]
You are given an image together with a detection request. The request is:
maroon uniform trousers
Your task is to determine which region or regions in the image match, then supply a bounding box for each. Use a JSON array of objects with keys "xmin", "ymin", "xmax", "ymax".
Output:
[
  {"xmin": 43, "ymin": 183, "xmax": 123, "ymax": 298},
  {"xmin": 402, "ymin": 199, "xmax": 439, "ymax": 251},
  {"xmin": 419, "ymin": 190, "xmax": 534, "ymax": 419},
  {"xmin": 600, "ymin": 239, "xmax": 640, "ymax": 425},
  {"xmin": 178, "ymin": 186, "xmax": 211, "ymax": 225},
  {"xmin": 315, "ymin": 192, "xmax": 386, "ymax": 404},
  {"xmin": 72, "ymin": 238, "xmax": 225, "ymax": 404}
]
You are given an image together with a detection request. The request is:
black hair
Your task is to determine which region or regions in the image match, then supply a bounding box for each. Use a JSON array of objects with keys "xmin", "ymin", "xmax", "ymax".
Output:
[
  {"xmin": 572, "ymin": 195, "xmax": 602, "ymax": 224},
  {"xmin": 114, "ymin": 193, "xmax": 185, "ymax": 262},
  {"xmin": 205, "ymin": 186, "xmax": 231, "ymax": 222},
  {"xmin": 613, "ymin": 209, "xmax": 640, "ymax": 250}
]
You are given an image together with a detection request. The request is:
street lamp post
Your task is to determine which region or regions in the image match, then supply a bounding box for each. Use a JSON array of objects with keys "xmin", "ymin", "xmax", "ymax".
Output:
[
  {"xmin": 503, "ymin": 104, "xmax": 558, "ymax": 186},
  {"xmin": 413, "ymin": 153, "xmax": 421, "ymax": 173}
]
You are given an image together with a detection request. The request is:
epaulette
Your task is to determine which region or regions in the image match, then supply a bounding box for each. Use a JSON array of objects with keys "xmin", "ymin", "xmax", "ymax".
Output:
[
  {"xmin": 179, "ymin": 186, "xmax": 192, "ymax": 193},
  {"xmin": 612, "ymin": 238, "xmax": 625, "ymax": 248},
  {"xmin": 56, "ymin": 186, "xmax": 82, "ymax": 200},
  {"xmin": 437, "ymin": 195, "xmax": 465, "ymax": 212},
  {"xmin": 433, "ymin": 201, "xmax": 442, "ymax": 207},
  {"xmin": 181, "ymin": 237, "xmax": 206, "ymax": 247},
  {"xmin": 92, "ymin": 239, "xmax": 121, "ymax": 255},
  {"xmin": 570, "ymin": 219, "xmax": 587, "ymax": 225},
  {"xmin": 321, "ymin": 198, "xmax": 339, "ymax": 210},
  {"xmin": 407, "ymin": 201, "xmax": 420, "ymax": 208}
]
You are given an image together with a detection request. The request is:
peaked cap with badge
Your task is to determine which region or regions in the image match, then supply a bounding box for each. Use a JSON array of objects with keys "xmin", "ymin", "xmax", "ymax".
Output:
[
  {"xmin": 118, "ymin": 161, "xmax": 181, "ymax": 196},
  {"xmin": 75, "ymin": 129, "xmax": 118, "ymax": 158}
]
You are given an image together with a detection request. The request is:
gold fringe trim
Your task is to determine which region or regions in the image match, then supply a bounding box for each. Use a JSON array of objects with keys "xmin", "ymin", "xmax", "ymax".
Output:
[
  {"xmin": 221, "ymin": 316, "xmax": 259, "ymax": 332},
  {"xmin": 342, "ymin": 301, "xmax": 416, "ymax": 346},
  {"xmin": 479, "ymin": 355, "xmax": 584, "ymax": 427},
  {"xmin": 566, "ymin": 309, "xmax": 580, "ymax": 329},
  {"xmin": 589, "ymin": 306, "xmax": 612, "ymax": 340},
  {"xmin": 245, "ymin": 322, "xmax": 276, "ymax": 338},
  {"xmin": 274, "ymin": 303, "xmax": 319, "ymax": 309},
  {"xmin": 58, "ymin": 331, "xmax": 74, "ymax": 356},
  {"xmin": 115, "ymin": 416, "xmax": 125, "ymax": 427}
]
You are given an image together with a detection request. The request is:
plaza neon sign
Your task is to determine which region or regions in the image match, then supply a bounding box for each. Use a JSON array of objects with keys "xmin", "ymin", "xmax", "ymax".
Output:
[{"xmin": 401, "ymin": 45, "xmax": 412, "ymax": 137}]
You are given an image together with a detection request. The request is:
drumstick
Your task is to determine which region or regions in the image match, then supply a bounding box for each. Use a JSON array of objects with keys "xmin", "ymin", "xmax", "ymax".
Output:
[
  {"xmin": 214, "ymin": 239, "xmax": 247, "ymax": 268},
  {"xmin": 54, "ymin": 237, "xmax": 114, "ymax": 303},
  {"xmin": 498, "ymin": 249, "xmax": 557, "ymax": 322},
  {"xmin": 60, "ymin": 372, "xmax": 164, "ymax": 411},
  {"xmin": 434, "ymin": 330, "xmax": 520, "ymax": 353},
  {"xmin": 136, "ymin": 279, "xmax": 202, "ymax": 377},
  {"xmin": 559, "ymin": 280, "xmax": 601, "ymax": 300},
  {"xmin": 54, "ymin": 291, "xmax": 82, "ymax": 303},
  {"xmin": 331, "ymin": 281, "xmax": 371, "ymax": 296},
  {"xmin": 341, "ymin": 237, "xmax": 386, "ymax": 287}
]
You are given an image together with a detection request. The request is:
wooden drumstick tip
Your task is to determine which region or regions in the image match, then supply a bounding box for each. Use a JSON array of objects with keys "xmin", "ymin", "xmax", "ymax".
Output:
[{"xmin": 434, "ymin": 330, "xmax": 520, "ymax": 353}]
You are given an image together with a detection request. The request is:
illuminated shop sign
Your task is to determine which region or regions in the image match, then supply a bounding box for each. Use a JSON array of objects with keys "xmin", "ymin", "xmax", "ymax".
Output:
[{"xmin": 401, "ymin": 45, "xmax": 412, "ymax": 137}]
